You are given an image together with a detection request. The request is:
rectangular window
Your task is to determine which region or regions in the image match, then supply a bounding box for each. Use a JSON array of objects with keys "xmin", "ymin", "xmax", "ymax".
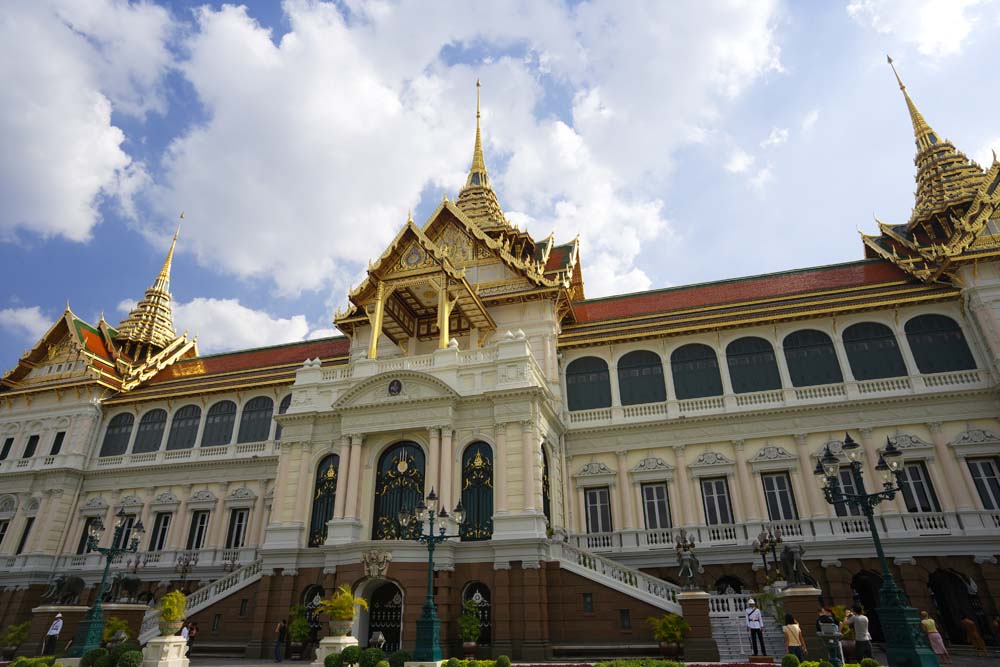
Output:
[
  {"xmin": 50, "ymin": 432, "xmax": 65, "ymax": 456},
  {"xmin": 641, "ymin": 482, "xmax": 672, "ymax": 530},
  {"xmin": 585, "ymin": 487, "xmax": 613, "ymax": 533},
  {"xmin": 834, "ymin": 468, "xmax": 863, "ymax": 517},
  {"xmin": 22, "ymin": 435, "xmax": 39, "ymax": 458},
  {"xmin": 0, "ymin": 437, "xmax": 14, "ymax": 460},
  {"xmin": 112, "ymin": 515, "xmax": 137, "ymax": 550},
  {"xmin": 968, "ymin": 458, "xmax": 1000, "ymax": 510},
  {"xmin": 15, "ymin": 517, "xmax": 34, "ymax": 555},
  {"xmin": 898, "ymin": 461, "xmax": 940, "ymax": 513},
  {"xmin": 212, "ymin": 614, "xmax": 222, "ymax": 632},
  {"xmin": 187, "ymin": 511, "xmax": 210, "ymax": 550},
  {"xmin": 582, "ymin": 593, "xmax": 594, "ymax": 613},
  {"xmin": 700, "ymin": 477, "xmax": 733, "ymax": 525},
  {"xmin": 225, "ymin": 508, "xmax": 249, "ymax": 549},
  {"xmin": 0, "ymin": 520, "xmax": 9, "ymax": 548},
  {"xmin": 619, "ymin": 609, "xmax": 632, "ymax": 630},
  {"xmin": 149, "ymin": 513, "xmax": 172, "ymax": 552},
  {"xmin": 239, "ymin": 598, "xmax": 249, "ymax": 617},
  {"xmin": 77, "ymin": 517, "xmax": 97, "ymax": 554},
  {"xmin": 762, "ymin": 472, "xmax": 799, "ymax": 521}
]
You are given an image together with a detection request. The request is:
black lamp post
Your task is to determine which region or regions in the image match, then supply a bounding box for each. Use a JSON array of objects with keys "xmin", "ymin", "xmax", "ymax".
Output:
[
  {"xmin": 68, "ymin": 509, "xmax": 144, "ymax": 657},
  {"xmin": 399, "ymin": 488, "xmax": 466, "ymax": 662},
  {"xmin": 813, "ymin": 433, "xmax": 937, "ymax": 667},
  {"xmin": 752, "ymin": 526, "xmax": 783, "ymax": 577},
  {"xmin": 174, "ymin": 550, "xmax": 200, "ymax": 592}
]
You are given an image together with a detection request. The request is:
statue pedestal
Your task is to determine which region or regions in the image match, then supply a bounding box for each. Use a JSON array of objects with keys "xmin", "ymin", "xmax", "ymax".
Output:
[
  {"xmin": 677, "ymin": 591, "xmax": 720, "ymax": 662},
  {"xmin": 141, "ymin": 636, "xmax": 189, "ymax": 667},
  {"xmin": 778, "ymin": 586, "xmax": 825, "ymax": 657},
  {"xmin": 26, "ymin": 605, "xmax": 89, "ymax": 658},
  {"xmin": 311, "ymin": 635, "xmax": 358, "ymax": 667}
]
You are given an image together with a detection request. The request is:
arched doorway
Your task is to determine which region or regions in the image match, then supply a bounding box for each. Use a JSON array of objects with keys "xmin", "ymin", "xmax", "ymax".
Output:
[
  {"xmin": 929, "ymin": 570, "xmax": 978, "ymax": 644},
  {"xmin": 357, "ymin": 581, "xmax": 404, "ymax": 652},
  {"xmin": 851, "ymin": 571, "xmax": 885, "ymax": 642},
  {"xmin": 372, "ymin": 442, "xmax": 426, "ymax": 540},
  {"xmin": 302, "ymin": 585, "xmax": 326, "ymax": 646},
  {"xmin": 459, "ymin": 442, "xmax": 493, "ymax": 541},
  {"xmin": 714, "ymin": 575, "xmax": 745, "ymax": 594},
  {"xmin": 462, "ymin": 582, "xmax": 492, "ymax": 645},
  {"xmin": 309, "ymin": 455, "xmax": 339, "ymax": 547}
]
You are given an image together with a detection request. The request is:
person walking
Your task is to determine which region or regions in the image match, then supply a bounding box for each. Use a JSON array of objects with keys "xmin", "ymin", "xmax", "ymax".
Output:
[
  {"xmin": 920, "ymin": 611, "xmax": 950, "ymax": 664},
  {"xmin": 843, "ymin": 606, "xmax": 872, "ymax": 660},
  {"xmin": 43, "ymin": 613, "xmax": 63, "ymax": 655},
  {"xmin": 783, "ymin": 613, "xmax": 807, "ymax": 661},
  {"xmin": 746, "ymin": 598, "xmax": 766, "ymax": 656},
  {"xmin": 961, "ymin": 615, "xmax": 988, "ymax": 657},
  {"xmin": 274, "ymin": 619, "xmax": 288, "ymax": 663},
  {"xmin": 187, "ymin": 621, "xmax": 199, "ymax": 653}
]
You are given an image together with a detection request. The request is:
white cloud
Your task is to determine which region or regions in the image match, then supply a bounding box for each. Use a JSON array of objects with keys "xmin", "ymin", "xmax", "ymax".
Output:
[
  {"xmin": 725, "ymin": 148, "xmax": 756, "ymax": 174},
  {"xmin": 975, "ymin": 137, "xmax": 1000, "ymax": 167},
  {"xmin": 760, "ymin": 127, "xmax": 789, "ymax": 148},
  {"xmin": 172, "ymin": 298, "xmax": 312, "ymax": 354},
  {"xmin": 847, "ymin": 0, "xmax": 985, "ymax": 58},
  {"xmin": 0, "ymin": 306, "xmax": 52, "ymax": 344},
  {"xmin": 801, "ymin": 109, "xmax": 820, "ymax": 133},
  {"xmin": 152, "ymin": 0, "xmax": 783, "ymax": 298},
  {"xmin": 0, "ymin": 1, "xmax": 172, "ymax": 243},
  {"xmin": 749, "ymin": 166, "xmax": 774, "ymax": 192}
]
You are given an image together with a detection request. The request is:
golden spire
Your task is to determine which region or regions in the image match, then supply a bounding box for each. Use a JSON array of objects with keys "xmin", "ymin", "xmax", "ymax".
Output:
[
  {"xmin": 887, "ymin": 56, "xmax": 938, "ymax": 152},
  {"xmin": 467, "ymin": 79, "xmax": 489, "ymax": 187},
  {"xmin": 456, "ymin": 80, "xmax": 510, "ymax": 232},
  {"xmin": 115, "ymin": 219, "xmax": 182, "ymax": 356}
]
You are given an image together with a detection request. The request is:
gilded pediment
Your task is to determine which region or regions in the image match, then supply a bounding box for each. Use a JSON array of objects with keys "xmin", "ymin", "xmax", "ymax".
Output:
[{"xmin": 332, "ymin": 371, "xmax": 459, "ymax": 410}]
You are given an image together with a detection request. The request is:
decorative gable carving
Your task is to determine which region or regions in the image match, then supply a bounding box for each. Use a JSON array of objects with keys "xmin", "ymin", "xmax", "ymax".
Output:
[
  {"xmin": 888, "ymin": 434, "xmax": 933, "ymax": 450},
  {"xmin": 332, "ymin": 372, "xmax": 459, "ymax": 410},
  {"xmin": 632, "ymin": 457, "xmax": 673, "ymax": 473},
  {"xmin": 576, "ymin": 462, "xmax": 614, "ymax": 476},
  {"xmin": 84, "ymin": 497, "xmax": 108, "ymax": 510},
  {"xmin": 190, "ymin": 489, "xmax": 216, "ymax": 502},
  {"xmin": 749, "ymin": 446, "xmax": 795, "ymax": 462},
  {"xmin": 691, "ymin": 451, "xmax": 733, "ymax": 466},
  {"xmin": 0, "ymin": 496, "xmax": 16, "ymax": 514},
  {"xmin": 119, "ymin": 495, "xmax": 143, "ymax": 507},
  {"xmin": 952, "ymin": 429, "xmax": 1000, "ymax": 446},
  {"xmin": 154, "ymin": 492, "xmax": 178, "ymax": 504}
]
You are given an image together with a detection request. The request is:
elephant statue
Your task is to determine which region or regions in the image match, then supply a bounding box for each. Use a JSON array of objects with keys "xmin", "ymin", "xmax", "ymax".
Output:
[{"xmin": 40, "ymin": 575, "xmax": 86, "ymax": 604}]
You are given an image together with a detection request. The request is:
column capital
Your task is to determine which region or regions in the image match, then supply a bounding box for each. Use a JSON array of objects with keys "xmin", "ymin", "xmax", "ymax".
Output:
[
  {"xmin": 615, "ymin": 450, "xmax": 628, "ymax": 459},
  {"xmin": 675, "ymin": 444, "xmax": 687, "ymax": 455},
  {"xmin": 732, "ymin": 439, "xmax": 745, "ymax": 451},
  {"xmin": 793, "ymin": 433, "xmax": 808, "ymax": 445},
  {"xmin": 858, "ymin": 427, "xmax": 874, "ymax": 438},
  {"xmin": 926, "ymin": 421, "xmax": 943, "ymax": 434},
  {"xmin": 350, "ymin": 433, "xmax": 364, "ymax": 446}
]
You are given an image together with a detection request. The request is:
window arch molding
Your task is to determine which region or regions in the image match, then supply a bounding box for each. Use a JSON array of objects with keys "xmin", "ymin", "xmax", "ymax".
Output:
[
  {"xmin": 237, "ymin": 395, "xmax": 275, "ymax": 443},
  {"xmin": 565, "ymin": 355, "xmax": 612, "ymax": 411},
  {"xmin": 842, "ymin": 320, "xmax": 908, "ymax": 380},
  {"xmin": 99, "ymin": 412, "xmax": 135, "ymax": 457},
  {"xmin": 165, "ymin": 404, "xmax": 201, "ymax": 450},
  {"xmin": 781, "ymin": 328, "xmax": 844, "ymax": 387},
  {"xmin": 725, "ymin": 336, "xmax": 782, "ymax": 394},
  {"xmin": 132, "ymin": 408, "xmax": 168, "ymax": 454},
  {"xmin": 669, "ymin": 342, "xmax": 724, "ymax": 400},
  {"xmin": 903, "ymin": 313, "xmax": 977, "ymax": 374},
  {"xmin": 615, "ymin": 349, "xmax": 667, "ymax": 405},
  {"xmin": 202, "ymin": 400, "xmax": 237, "ymax": 447}
]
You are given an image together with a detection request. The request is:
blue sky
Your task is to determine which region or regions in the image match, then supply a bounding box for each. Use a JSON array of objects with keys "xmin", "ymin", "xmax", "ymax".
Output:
[{"xmin": 2, "ymin": 0, "xmax": 1000, "ymax": 367}]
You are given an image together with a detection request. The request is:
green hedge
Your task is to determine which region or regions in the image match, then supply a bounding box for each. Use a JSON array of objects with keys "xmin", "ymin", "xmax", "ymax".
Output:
[
  {"xmin": 116, "ymin": 651, "xmax": 142, "ymax": 667},
  {"xmin": 80, "ymin": 648, "xmax": 108, "ymax": 667},
  {"xmin": 11, "ymin": 657, "xmax": 58, "ymax": 667},
  {"xmin": 594, "ymin": 661, "xmax": 684, "ymax": 667}
]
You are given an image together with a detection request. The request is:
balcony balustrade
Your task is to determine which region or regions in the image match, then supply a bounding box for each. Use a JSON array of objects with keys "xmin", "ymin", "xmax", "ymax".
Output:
[{"xmin": 52, "ymin": 546, "xmax": 259, "ymax": 574}]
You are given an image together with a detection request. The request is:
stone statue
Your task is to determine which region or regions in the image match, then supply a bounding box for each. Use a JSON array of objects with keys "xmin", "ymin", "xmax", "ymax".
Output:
[
  {"xmin": 105, "ymin": 573, "xmax": 142, "ymax": 602},
  {"xmin": 781, "ymin": 543, "xmax": 811, "ymax": 586},
  {"xmin": 676, "ymin": 547, "xmax": 700, "ymax": 590},
  {"xmin": 40, "ymin": 574, "xmax": 86, "ymax": 605},
  {"xmin": 362, "ymin": 549, "xmax": 392, "ymax": 579}
]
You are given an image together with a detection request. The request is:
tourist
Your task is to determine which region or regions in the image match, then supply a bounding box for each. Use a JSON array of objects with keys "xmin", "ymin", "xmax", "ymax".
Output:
[
  {"xmin": 783, "ymin": 613, "xmax": 807, "ymax": 660},
  {"xmin": 745, "ymin": 598, "xmax": 765, "ymax": 656},
  {"xmin": 843, "ymin": 606, "xmax": 872, "ymax": 660},
  {"xmin": 188, "ymin": 621, "xmax": 199, "ymax": 652},
  {"xmin": 960, "ymin": 615, "xmax": 987, "ymax": 656},
  {"xmin": 274, "ymin": 619, "xmax": 288, "ymax": 663},
  {"xmin": 43, "ymin": 613, "xmax": 63, "ymax": 655},
  {"xmin": 920, "ymin": 611, "xmax": 950, "ymax": 663}
]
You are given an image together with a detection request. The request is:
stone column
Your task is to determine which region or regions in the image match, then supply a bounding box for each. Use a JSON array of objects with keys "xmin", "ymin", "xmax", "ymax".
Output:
[
  {"xmin": 345, "ymin": 435, "xmax": 363, "ymax": 519},
  {"xmin": 208, "ymin": 487, "xmax": 228, "ymax": 549},
  {"xmin": 615, "ymin": 451, "xmax": 635, "ymax": 530},
  {"xmin": 608, "ymin": 358, "xmax": 622, "ymax": 407},
  {"xmin": 521, "ymin": 422, "xmax": 535, "ymax": 511},
  {"xmin": 677, "ymin": 591, "xmax": 720, "ymax": 661},
  {"xmin": 494, "ymin": 423, "xmax": 508, "ymax": 512},
  {"xmin": 166, "ymin": 488, "xmax": 190, "ymax": 550},
  {"xmin": 27, "ymin": 491, "xmax": 53, "ymax": 553},
  {"xmin": 247, "ymin": 482, "xmax": 265, "ymax": 547},
  {"xmin": 439, "ymin": 428, "xmax": 454, "ymax": 510},
  {"xmin": 427, "ymin": 427, "xmax": 441, "ymax": 498},
  {"xmin": 793, "ymin": 434, "xmax": 820, "ymax": 518},
  {"xmin": 332, "ymin": 437, "xmax": 350, "ymax": 519},
  {"xmin": 733, "ymin": 440, "xmax": 762, "ymax": 521},
  {"xmin": 927, "ymin": 422, "xmax": 974, "ymax": 509},
  {"xmin": 674, "ymin": 446, "xmax": 695, "ymax": 526}
]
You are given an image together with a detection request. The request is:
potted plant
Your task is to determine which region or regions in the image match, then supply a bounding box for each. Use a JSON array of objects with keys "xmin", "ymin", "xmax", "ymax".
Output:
[
  {"xmin": 288, "ymin": 605, "xmax": 312, "ymax": 659},
  {"xmin": 317, "ymin": 585, "xmax": 368, "ymax": 637},
  {"xmin": 457, "ymin": 599, "xmax": 482, "ymax": 658},
  {"xmin": 646, "ymin": 613, "xmax": 690, "ymax": 657},
  {"xmin": 158, "ymin": 591, "xmax": 187, "ymax": 636},
  {"xmin": 102, "ymin": 616, "xmax": 132, "ymax": 644},
  {"xmin": 0, "ymin": 622, "xmax": 29, "ymax": 660}
]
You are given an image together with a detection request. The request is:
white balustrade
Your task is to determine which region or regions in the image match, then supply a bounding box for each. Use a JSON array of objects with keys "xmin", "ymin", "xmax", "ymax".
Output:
[
  {"xmin": 709, "ymin": 593, "xmax": 751, "ymax": 617},
  {"xmin": 856, "ymin": 377, "xmax": 911, "ymax": 394},
  {"xmin": 793, "ymin": 384, "xmax": 847, "ymax": 401},
  {"xmin": 677, "ymin": 396, "xmax": 725, "ymax": 414},
  {"xmin": 734, "ymin": 389, "xmax": 783, "ymax": 408}
]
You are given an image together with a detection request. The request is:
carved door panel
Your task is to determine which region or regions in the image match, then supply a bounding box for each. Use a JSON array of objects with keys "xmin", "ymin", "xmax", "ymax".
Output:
[{"xmin": 369, "ymin": 583, "xmax": 403, "ymax": 651}]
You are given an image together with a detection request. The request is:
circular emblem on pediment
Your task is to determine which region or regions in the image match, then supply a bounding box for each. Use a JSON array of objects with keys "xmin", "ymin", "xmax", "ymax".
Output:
[
  {"xmin": 404, "ymin": 246, "xmax": 424, "ymax": 268},
  {"xmin": 388, "ymin": 379, "xmax": 402, "ymax": 396}
]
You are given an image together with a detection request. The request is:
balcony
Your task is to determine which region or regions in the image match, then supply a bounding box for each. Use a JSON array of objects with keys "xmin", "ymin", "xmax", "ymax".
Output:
[
  {"xmin": 565, "ymin": 369, "xmax": 991, "ymax": 428},
  {"xmin": 53, "ymin": 546, "xmax": 259, "ymax": 573}
]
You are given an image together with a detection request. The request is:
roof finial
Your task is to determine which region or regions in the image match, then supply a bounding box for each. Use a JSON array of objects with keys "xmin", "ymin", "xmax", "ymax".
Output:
[
  {"xmin": 887, "ymin": 55, "xmax": 937, "ymax": 152},
  {"xmin": 467, "ymin": 79, "xmax": 488, "ymax": 186},
  {"xmin": 407, "ymin": 209, "xmax": 414, "ymax": 224}
]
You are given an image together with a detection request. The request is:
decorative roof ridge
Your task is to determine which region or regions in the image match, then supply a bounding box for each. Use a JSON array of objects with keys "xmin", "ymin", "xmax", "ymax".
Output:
[{"xmin": 171, "ymin": 335, "xmax": 349, "ymax": 364}]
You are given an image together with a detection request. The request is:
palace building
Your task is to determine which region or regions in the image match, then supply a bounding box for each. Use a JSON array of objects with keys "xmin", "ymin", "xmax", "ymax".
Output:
[{"xmin": 1, "ymin": 71, "xmax": 999, "ymax": 660}]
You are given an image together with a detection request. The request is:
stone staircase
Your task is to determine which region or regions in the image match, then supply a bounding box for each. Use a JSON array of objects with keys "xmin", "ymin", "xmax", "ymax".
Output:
[
  {"xmin": 549, "ymin": 540, "xmax": 682, "ymax": 613},
  {"xmin": 138, "ymin": 559, "xmax": 264, "ymax": 645},
  {"xmin": 708, "ymin": 593, "xmax": 784, "ymax": 661}
]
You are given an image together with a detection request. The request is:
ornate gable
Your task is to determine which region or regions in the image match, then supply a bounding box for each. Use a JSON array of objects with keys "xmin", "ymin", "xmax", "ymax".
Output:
[{"xmin": 332, "ymin": 371, "xmax": 459, "ymax": 410}]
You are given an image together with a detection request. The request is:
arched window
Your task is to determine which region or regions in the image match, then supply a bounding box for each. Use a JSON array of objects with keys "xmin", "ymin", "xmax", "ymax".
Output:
[
  {"xmin": 100, "ymin": 414, "xmax": 134, "ymax": 457},
  {"xmin": 166, "ymin": 405, "xmax": 201, "ymax": 451},
  {"xmin": 726, "ymin": 337, "xmax": 781, "ymax": 393},
  {"xmin": 132, "ymin": 409, "xmax": 167, "ymax": 454},
  {"xmin": 542, "ymin": 447, "xmax": 552, "ymax": 525},
  {"xmin": 462, "ymin": 582, "xmax": 492, "ymax": 645},
  {"xmin": 566, "ymin": 357, "xmax": 612, "ymax": 411},
  {"xmin": 671, "ymin": 344, "xmax": 723, "ymax": 399},
  {"xmin": 372, "ymin": 442, "xmax": 426, "ymax": 540},
  {"xmin": 309, "ymin": 454, "xmax": 339, "ymax": 547},
  {"xmin": 783, "ymin": 330, "xmax": 843, "ymax": 387},
  {"xmin": 617, "ymin": 350, "xmax": 666, "ymax": 405},
  {"xmin": 275, "ymin": 394, "xmax": 292, "ymax": 440},
  {"xmin": 237, "ymin": 396, "xmax": 274, "ymax": 443},
  {"xmin": 905, "ymin": 314, "xmax": 976, "ymax": 373},
  {"xmin": 202, "ymin": 400, "xmax": 237, "ymax": 447},
  {"xmin": 843, "ymin": 322, "xmax": 907, "ymax": 380},
  {"xmin": 460, "ymin": 443, "xmax": 493, "ymax": 541}
]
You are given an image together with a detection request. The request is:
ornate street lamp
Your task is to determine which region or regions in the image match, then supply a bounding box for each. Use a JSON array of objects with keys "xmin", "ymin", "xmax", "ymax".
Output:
[
  {"xmin": 813, "ymin": 433, "xmax": 937, "ymax": 667},
  {"xmin": 68, "ymin": 509, "xmax": 145, "ymax": 657},
  {"xmin": 751, "ymin": 526, "xmax": 783, "ymax": 577},
  {"xmin": 399, "ymin": 488, "xmax": 466, "ymax": 662},
  {"xmin": 174, "ymin": 550, "xmax": 200, "ymax": 592}
]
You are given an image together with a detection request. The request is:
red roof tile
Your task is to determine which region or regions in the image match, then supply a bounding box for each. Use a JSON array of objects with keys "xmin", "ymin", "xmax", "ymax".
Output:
[
  {"xmin": 544, "ymin": 246, "xmax": 569, "ymax": 272},
  {"xmin": 572, "ymin": 260, "xmax": 909, "ymax": 323},
  {"xmin": 75, "ymin": 320, "xmax": 114, "ymax": 362}
]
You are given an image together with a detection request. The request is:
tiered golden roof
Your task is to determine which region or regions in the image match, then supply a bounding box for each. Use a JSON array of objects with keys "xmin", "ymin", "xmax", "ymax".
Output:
[
  {"xmin": 115, "ymin": 226, "xmax": 180, "ymax": 356},
  {"xmin": 455, "ymin": 80, "xmax": 510, "ymax": 233}
]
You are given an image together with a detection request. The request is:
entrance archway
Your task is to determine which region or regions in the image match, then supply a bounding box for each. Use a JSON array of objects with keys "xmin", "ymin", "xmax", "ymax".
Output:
[
  {"xmin": 851, "ymin": 571, "xmax": 885, "ymax": 642},
  {"xmin": 714, "ymin": 575, "xmax": 745, "ymax": 594},
  {"xmin": 929, "ymin": 570, "xmax": 977, "ymax": 644},
  {"xmin": 356, "ymin": 580, "xmax": 404, "ymax": 652}
]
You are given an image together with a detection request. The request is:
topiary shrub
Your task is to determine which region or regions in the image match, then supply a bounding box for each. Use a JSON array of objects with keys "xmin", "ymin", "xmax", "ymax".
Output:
[
  {"xmin": 359, "ymin": 647, "xmax": 385, "ymax": 667},
  {"xmin": 859, "ymin": 660, "xmax": 880, "ymax": 667},
  {"xmin": 375, "ymin": 661, "xmax": 389, "ymax": 667},
  {"xmin": 325, "ymin": 653, "xmax": 343, "ymax": 667},
  {"xmin": 818, "ymin": 661, "xmax": 833, "ymax": 667},
  {"xmin": 387, "ymin": 650, "xmax": 410, "ymax": 667},
  {"xmin": 495, "ymin": 656, "xmax": 511, "ymax": 667},
  {"xmin": 341, "ymin": 645, "xmax": 362, "ymax": 666},
  {"xmin": 110, "ymin": 641, "xmax": 141, "ymax": 667},
  {"xmin": 94, "ymin": 654, "xmax": 112, "ymax": 667},
  {"xmin": 446, "ymin": 658, "xmax": 461, "ymax": 667},
  {"xmin": 116, "ymin": 651, "xmax": 142, "ymax": 667},
  {"xmin": 781, "ymin": 654, "xmax": 801, "ymax": 667},
  {"xmin": 81, "ymin": 648, "xmax": 109, "ymax": 667}
]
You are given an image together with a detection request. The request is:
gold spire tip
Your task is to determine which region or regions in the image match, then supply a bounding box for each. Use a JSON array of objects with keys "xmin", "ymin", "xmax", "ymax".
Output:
[
  {"xmin": 887, "ymin": 55, "xmax": 904, "ymax": 90},
  {"xmin": 407, "ymin": 209, "xmax": 413, "ymax": 223}
]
